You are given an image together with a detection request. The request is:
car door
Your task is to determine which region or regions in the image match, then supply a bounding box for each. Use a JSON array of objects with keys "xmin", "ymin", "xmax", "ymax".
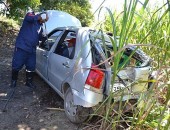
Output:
[
  {"xmin": 36, "ymin": 30, "xmax": 64, "ymax": 79},
  {"xmin": 48, "ymin": 30, "xmax": 77, "ymax": 91}
]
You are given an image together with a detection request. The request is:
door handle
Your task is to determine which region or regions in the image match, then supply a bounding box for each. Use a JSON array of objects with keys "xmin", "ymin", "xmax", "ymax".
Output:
[
  {"xmin": 43, "ymin": 54, "xmax": 48, "ymax": 58},
  {"xmin": 62, "ymin": 62, "xmax": 70, "ymax": 68}
]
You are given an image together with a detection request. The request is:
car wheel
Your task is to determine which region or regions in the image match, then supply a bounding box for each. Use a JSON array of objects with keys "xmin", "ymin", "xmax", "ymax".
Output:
[{"xmin": 64, "ymin": 87, "xmax": 91, "ymax": 124}]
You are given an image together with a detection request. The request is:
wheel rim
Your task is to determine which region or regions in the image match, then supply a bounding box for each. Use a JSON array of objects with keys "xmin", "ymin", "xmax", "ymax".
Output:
[{"xmin": 65, "ymin": 90, "xmax": 77, "ymax": 116}]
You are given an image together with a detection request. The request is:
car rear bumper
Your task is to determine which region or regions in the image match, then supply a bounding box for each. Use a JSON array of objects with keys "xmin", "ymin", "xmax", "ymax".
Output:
[{"xmin": 72, "ymin": 88, "xmax": 103, "ymax": 107}]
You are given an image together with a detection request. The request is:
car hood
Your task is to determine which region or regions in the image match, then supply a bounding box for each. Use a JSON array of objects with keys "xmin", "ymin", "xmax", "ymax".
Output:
[{"xmin": 42, "ymin": 10, "xmax": 82, "ymax": 34}]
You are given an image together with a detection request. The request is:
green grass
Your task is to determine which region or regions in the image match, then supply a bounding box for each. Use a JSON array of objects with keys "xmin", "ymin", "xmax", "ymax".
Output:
[{"xmin": 89, "ymin": 0, "xmax": 170, "ymax": 129}]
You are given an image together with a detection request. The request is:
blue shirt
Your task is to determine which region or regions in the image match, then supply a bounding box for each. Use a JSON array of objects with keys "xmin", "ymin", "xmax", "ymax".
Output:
[{"xmin": 15, "ymin": 12, "xmax": 43, "ymax": 53}]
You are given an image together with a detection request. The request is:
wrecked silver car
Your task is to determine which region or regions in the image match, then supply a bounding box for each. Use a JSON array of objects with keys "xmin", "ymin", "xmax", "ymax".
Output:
[
  {"xmin": 36, "ymin": 10, "xmax": 154, "ymax": 123},
  {"xmin": 36, "ymin": 28, "xmax": 154, "ymax": 123}
]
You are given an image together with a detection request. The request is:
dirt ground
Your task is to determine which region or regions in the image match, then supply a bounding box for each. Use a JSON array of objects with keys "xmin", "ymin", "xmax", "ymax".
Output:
[{"xmin": 0, "ymin": 36, "xmax": 79, "ymax": 129}]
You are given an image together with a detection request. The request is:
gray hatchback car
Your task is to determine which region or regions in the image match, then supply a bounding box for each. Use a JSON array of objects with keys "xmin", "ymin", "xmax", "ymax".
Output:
[{"xmin": 36, "ymin": 25, "xmax": 154, "ymax": 123}]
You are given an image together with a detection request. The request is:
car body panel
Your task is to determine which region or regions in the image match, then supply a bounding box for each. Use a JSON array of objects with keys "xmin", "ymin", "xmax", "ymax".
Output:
[
  {"xmin": 48, "ymin": 54, "xmax": 75, "ymax": 91},
  {"xmin": 36, "ymin": 48, "xmax": 49, "ymax": 78},
  {"xmin": 72, "ymin": 86, "xmax": 103, "ymax": 107},
  {"xmin": 42, "ymin": 10, "xmax": 81, "ymax": 34}
]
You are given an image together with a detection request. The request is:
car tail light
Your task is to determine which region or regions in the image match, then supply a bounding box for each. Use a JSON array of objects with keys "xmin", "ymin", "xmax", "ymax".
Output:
[{"xmin": 85, "ymin": 65, "xmax": 104, "ymax": 89}]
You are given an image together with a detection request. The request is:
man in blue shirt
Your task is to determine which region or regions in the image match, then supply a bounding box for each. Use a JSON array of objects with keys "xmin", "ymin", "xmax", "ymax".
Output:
[{"xmin": 10, "ymin": 11, "xmax": 48, "ymax": 89}]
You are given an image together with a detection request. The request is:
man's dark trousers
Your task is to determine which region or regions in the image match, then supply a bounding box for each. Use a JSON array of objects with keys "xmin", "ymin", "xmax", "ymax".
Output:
[
  {"xmin": 10, "ymin": 47, "xmax": 36, "ymax": 89},
  {"xmin": 12, "ymin": 47, "xmax": 36, "ymax": 71}
]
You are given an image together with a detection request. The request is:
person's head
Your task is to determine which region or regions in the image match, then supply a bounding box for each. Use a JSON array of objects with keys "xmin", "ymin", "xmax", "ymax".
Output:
[{"xmin": 67, "ymin": 38, "xmax": 76, "ymax": 47}]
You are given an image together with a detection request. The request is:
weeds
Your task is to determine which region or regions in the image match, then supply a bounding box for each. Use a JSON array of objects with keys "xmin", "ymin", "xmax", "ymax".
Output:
[{"xmin": 88, "ymin": 0, "xmax": 170, "ymax": 129}]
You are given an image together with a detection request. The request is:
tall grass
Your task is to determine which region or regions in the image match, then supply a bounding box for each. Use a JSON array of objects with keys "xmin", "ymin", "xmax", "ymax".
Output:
[{"xmin": 87, "ymin": 0, "xmax": 170, "ymax": 129}]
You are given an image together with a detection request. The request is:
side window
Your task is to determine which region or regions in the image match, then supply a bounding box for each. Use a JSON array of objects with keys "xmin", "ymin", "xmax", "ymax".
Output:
[
  {"xmin": 39, "ymin": 30, "xmax": 63, "ymax": 51},
  {"xmin": 54, "ymin": 31, "xmax": 76, "ymax": 59}
]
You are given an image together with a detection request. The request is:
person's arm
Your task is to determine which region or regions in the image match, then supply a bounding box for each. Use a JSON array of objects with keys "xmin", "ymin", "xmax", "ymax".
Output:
[
  {"xmin": 25, "ymin": 12, "xmax": 41, "ymax": 22},
  {"xmin": 39, "ymin": 13, "xmax": 49, "ymax": 41}
]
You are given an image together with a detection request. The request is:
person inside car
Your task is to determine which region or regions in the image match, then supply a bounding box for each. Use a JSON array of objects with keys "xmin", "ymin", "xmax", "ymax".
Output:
[{"xmin": 67, "ymin": 38, "xmax": 76, "ymax": 59}]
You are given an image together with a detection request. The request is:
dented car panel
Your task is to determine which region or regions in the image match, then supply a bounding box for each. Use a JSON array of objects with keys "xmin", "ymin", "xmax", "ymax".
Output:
[{"xmin": 112, "ymin": 66, "xmax": 151, "ymax": 101}]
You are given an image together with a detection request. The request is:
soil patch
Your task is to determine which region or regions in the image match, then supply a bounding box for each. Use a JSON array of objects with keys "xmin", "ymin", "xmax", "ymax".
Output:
[{"xmin": 0, "ymin": 28, "xmax": 78, "ymax": 130}]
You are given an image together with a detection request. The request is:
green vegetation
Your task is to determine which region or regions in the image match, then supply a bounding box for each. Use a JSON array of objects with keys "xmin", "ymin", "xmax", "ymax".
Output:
[
  {"xmin": 90, "ymin": 0, "xmax": 170, "ymax": 129},
  {"xmin": 2, "ymin": 0, "xmax": 93, "ymax": 26},
  {"xmin": 0, "ymin": 16, "xmax": 19, "ymax": 33},
  {"xmin": 6, "ymin": 0, "xmax": 40, "ymax": 19},
  {"xmin": 40, "ymin": 0, "xmax": 93, "ymax": 26}
]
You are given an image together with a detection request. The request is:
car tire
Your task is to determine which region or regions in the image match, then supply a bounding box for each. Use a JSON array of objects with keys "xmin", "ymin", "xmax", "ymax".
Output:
[{"xmin": 64, "ymin": 87, "xmax": 91, "ymax": 124}]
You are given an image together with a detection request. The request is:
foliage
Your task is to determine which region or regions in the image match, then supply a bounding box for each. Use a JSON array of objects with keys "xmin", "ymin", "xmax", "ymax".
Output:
[
  {"xmin": 2, "ymin": 0, "xmax": 93, "ymax": 26},
  {"xmin": 90, "ymin": 0, "xmax": 170, "ymax": 129},
  {"xmin": 103, "ymin": 1, "xmax": 170, "ymax": 63},
  {"xmin": 40, "ymin": 0, "xmax": 93, "ymax": 26},
  {"xmin": 0, "ymin": 0, "xmax": 8, "ymax": 15},
  {"xmin": 0, "ymin": 16, "xmax": 19, "ymax": 33},
  {"xmin": 6, "ymin": 0, "xmax": 40, "ymax": 19}
]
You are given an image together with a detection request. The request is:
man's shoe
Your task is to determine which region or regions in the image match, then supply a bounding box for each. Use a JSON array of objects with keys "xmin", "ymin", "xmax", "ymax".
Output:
[
  {"xmin": 25, "ymin": 71, "xmax": 36, "ymax": 89},
  {"xmin": 9, "ymin": 69, "xmax": 19, "ymax": 88},
  {"xmin": 25, "ymin": 81, "xmax": 36, "ymax": 89}
]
